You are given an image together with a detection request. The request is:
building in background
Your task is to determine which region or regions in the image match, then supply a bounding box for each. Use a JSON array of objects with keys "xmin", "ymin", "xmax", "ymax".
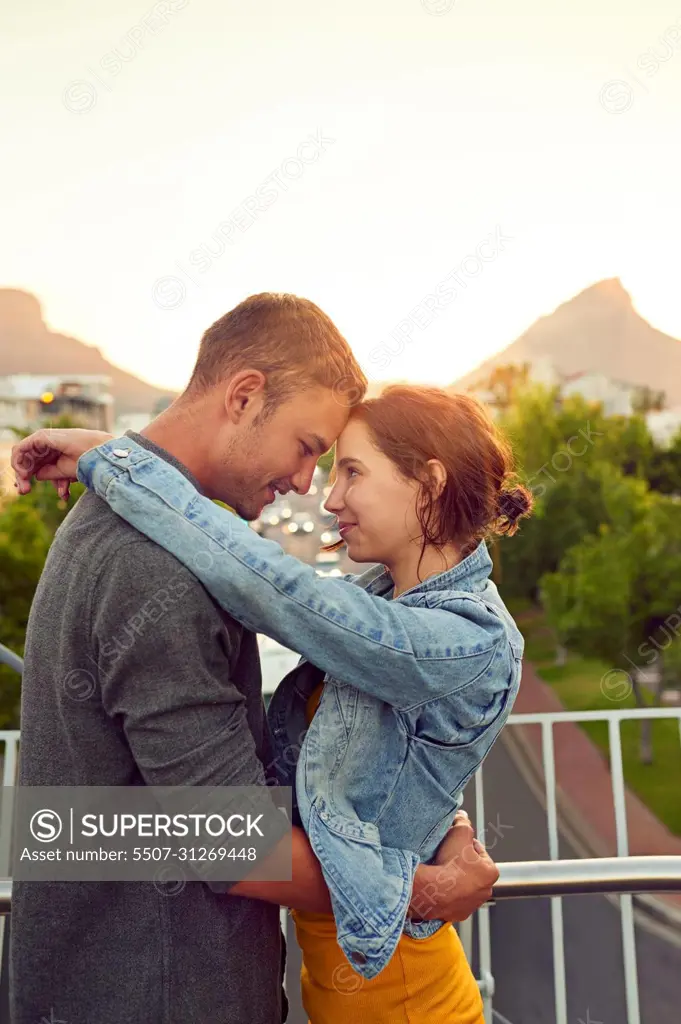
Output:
[
  {"xmin": 462, "ymin": 359, "xmax": 641, "ymax": 420},
  {"xmin": 560, "ymin": 370, "xmax": 636, "ymax": 417},
  {"xmin": 646, "ymin": 407, "xmax": 681, "ymax": 448},
  {"xmin": 0, "ymin": 374, "xmax": 113, "ymax": 432},
  {"xmin": 0, "ymin": 373, "xmax": 113, "ymax": 496},
  {"xmin": 113, "ymin": 394, "xmax": 177, "ymax": 436},
  {"xmin": 527, "ymin": 355, "xmax": 562, "ymax": 389},
  {"xmin": 113, "ymin": 411, "xmax": 153, "ymax": 435}
]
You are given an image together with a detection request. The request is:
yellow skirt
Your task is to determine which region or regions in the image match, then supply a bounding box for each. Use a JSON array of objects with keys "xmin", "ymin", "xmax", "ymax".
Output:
[{"xmin": 291, "ymin": 909, "xmax": 485, "ymax": 1024}]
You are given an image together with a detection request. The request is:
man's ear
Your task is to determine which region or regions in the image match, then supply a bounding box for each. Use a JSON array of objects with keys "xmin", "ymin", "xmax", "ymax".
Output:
[{"xmin": 223, "ymin": 370, "xmax": 266, "ymax": 424}]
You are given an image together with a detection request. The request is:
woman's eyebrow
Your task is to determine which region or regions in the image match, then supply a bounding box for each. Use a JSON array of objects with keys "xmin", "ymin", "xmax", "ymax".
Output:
[{"xmin": 336, "ymin": 456, "xmax": 363, "ymax": 469}]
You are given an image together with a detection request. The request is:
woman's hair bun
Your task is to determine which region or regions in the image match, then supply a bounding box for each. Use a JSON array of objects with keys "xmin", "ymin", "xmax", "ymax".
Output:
[{"xmin": 495, "ymin": 485, "xmax": 534, "ymax": 535}]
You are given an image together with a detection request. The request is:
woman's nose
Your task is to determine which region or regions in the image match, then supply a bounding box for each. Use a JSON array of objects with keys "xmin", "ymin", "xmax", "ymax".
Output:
[{"xmin": 324, "ymin": 486, "xmax": 342, "ymax": 514}]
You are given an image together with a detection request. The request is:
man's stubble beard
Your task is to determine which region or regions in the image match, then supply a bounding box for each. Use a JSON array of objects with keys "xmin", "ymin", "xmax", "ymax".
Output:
[{"xmin": 221, "ymin": 428, "xmax": 267, "ymax": 521}]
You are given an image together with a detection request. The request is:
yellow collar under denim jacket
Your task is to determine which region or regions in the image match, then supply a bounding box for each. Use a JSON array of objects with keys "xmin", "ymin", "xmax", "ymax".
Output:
[{"xmin": 77, "ymin": 437, "xmax": 525, "ymax": 980}]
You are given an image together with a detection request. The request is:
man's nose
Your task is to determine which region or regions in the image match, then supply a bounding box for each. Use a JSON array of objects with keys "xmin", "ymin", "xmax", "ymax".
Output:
[{"xmin": 290, "ymin": 462, "xmax": 316, "ymax": 495}]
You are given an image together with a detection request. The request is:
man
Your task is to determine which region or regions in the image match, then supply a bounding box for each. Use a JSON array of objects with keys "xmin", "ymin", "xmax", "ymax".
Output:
[{"xmin": 11, "ymin": 293, "xmax": 498, "ymax": 1024}]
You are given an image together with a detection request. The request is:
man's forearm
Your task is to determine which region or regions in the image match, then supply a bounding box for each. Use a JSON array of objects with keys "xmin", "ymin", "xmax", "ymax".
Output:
[
  {"xmin": 230, "ymin": 826, "xmax": 333, "ymax": 913},
  {"xmin": 231, "ymin": 827, "xmax": 440, "ymax": 917}
]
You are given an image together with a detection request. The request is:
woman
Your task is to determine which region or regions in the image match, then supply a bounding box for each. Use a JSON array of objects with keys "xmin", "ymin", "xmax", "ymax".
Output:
[{"xmin": 16, "ymin": 384, "xmax": 531, "ymax": 1023}]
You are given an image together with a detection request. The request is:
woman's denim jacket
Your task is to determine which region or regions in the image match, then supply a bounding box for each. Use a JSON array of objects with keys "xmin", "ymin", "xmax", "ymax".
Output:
[{"xmin": 77, "ymin": 438, "xmax": 525, "ymax": 980}]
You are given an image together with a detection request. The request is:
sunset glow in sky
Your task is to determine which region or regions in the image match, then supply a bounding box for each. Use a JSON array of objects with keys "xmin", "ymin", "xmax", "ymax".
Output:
[{"xmin": 2, "ymin": 0, "xmax": 681, "ymax": 391}]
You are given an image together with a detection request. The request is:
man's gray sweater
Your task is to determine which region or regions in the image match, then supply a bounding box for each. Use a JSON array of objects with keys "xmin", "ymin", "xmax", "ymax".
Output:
[{"xmin": 10, "ymin": 434, "xmax": 285, "ymax": 1024}]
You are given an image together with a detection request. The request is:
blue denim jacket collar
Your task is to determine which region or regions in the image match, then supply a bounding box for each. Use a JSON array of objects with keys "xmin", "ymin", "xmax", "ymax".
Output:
[{"xmin": 358, "ymin": 540, "xmax": 493, "ymax": 601}]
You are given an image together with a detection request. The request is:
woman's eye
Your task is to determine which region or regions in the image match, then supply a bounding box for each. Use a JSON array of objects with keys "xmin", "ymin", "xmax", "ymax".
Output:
[{"xmin": 346, "ymin": 467, "xmax": 358, "ymax": 478}]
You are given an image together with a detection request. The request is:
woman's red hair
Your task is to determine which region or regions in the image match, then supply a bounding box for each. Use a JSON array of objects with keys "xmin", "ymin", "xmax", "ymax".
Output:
[{"xmin": 322, "ymin": 384, "xmax": 532, "ymax": 570}]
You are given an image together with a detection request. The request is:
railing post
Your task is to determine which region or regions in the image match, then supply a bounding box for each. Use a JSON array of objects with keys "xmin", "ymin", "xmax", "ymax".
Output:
[
  {"xmin": 0, "ymin": 735, "xmax": 18, "ymax": 1024},
  {"xmin": 473, "ymin": 769, "xmax": 495, "ymax": 1018},
  {"xmin": 541, "ymin": 719, "xmax": 568, "ymax": 1024},
  {"xmin": 608, "ymin": 717, "xmax": 641, "ymax": 1024},
  {"xmin": 0, "ymin": 914, "xmax": 8, "ymax": 1024}
]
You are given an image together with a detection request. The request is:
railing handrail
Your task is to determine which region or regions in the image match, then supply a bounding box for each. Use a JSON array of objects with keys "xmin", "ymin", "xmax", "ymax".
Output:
[
  {"xmin": 509, "ymin": 707, "xmax": 681, "ymax": 723},
  {"xmin": 494, "ymin": 855, "xmax": 681, "ymax": 898},
  {"xmin": 0, "ymin": 644, "xmax": 22, "ymax": 675},
  {"xmin": 1, "ymin": 855, "xmax": 679, "ymax": 916}
]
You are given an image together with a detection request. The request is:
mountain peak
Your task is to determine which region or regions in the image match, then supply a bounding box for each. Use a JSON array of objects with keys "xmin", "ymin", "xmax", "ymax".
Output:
[
  {"xmin": 0, "ymin": 288, "xmax": 176, "ymax": 415},
  {"xmin": 572, "ymin": 277, "xmax": 633, "ymax": 308},
  {"xmin": 453, "ymin": 278, "xmax": 681, "ymax": 406},
  {"xmin": 0, "ymin": 288, "xmax": 45, "ymax": 333}
]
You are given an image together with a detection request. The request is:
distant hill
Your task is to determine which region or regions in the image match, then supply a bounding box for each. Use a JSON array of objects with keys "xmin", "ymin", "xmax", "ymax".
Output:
[
  {"xmin": 453, "ymin": 279, "xmax": 681, "ymax": 407},
  {"xmin": 0, "ymin": 289, "xmax": 177, "ymax": 415}
]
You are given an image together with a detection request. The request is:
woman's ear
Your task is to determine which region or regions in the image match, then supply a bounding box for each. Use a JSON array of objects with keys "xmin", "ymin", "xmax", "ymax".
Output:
[{"xmin": 426, "ymin": 458, "xmax": 447, "ymax": 500}]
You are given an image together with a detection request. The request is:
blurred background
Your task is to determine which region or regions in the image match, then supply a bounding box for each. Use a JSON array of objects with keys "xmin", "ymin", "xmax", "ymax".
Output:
[{"xmin": 1, "ymin": 2, "xmax": 681, "ymax": 1020}]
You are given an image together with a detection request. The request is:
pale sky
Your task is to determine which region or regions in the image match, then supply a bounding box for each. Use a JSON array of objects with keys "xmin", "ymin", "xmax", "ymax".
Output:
[{"xmin": 2, "ymin": 0, "xmax": 680, "ymax": 392}]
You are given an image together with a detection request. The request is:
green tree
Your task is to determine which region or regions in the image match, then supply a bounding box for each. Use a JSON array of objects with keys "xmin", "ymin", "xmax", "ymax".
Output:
[
  {"xmin": 661, "ymin": 636, "xmax": 681, "ymax": 690},
  {"xmin": 498, "ymin": 382, "xmax": 565, "ymax": 485},
  {"xmin": 632, "ymin": 385, "xmax": 666, "ymax": 414},
  {"xmin": 317, "ymin": 445, "xmax": 335, "ymax": 475},
  {"xmin": 497, "ymin": 385, "xmax": 657, "ymax": 600},
  {"xmin": 0, "ymin": 483, "xmax": 86, "ymax": 727},
  {"xmin": 477, "ymin": 362, "xmax": 531, "ymax": 411},
  {"xmin": 597, "ymin": 413, "xmax": 654, "ymax": 479},
  {"xmin": 0, "ymin": 501, "xmax": 51, "ymax": 726},
  {"xmin": 647, "ymin": 429, "xmax": 681, "ymax": 496},
  {"xmin": 541, "ymin": 491, "xmax": 681, "ymax": 763},
  {"xmin": 0, "ymin": 415, "xmax": 87, "ymax": 725}
]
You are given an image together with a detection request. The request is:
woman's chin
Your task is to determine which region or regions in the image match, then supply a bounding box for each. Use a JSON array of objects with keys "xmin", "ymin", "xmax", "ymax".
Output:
[{"xmin": 345, "ymin": 540, "xmax": 373, "ymax": 564}]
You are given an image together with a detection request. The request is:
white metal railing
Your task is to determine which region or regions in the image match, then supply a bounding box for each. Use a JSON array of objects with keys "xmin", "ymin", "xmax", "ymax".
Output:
[
  {"xmin": 0, "ymin": 646, "xmax": 22, "ymax": 675},
  {"xmin": 1, "ymin": 854, "xmax": 679, "ymax": 910},
  {"xmin": 1, "ymin": 710, "xmax": 681, "ymax": 1022},
  {"xmin": 0, "ymin": 730, "xmax": 18, "ymax": 995},
  {"xmin": 464, "ymin": 707, "xmax": 681, "ymax": 1024},
  {"xmin": 258, "ymin": 637, "xmax": 301, "ymax": 697}
]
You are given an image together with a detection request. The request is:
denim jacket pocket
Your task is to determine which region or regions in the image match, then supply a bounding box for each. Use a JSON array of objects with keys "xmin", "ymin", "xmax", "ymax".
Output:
[
  {"xmin": 311, "ymin": 796, "xmax": 382, "ymax": 846},
  {"xmin": 401, "ymin": 660, "xmax": 519, "ymax": 859},
  {"xmin": 405, "ymin": 692, "xmax": 510, "ymax": 754}
]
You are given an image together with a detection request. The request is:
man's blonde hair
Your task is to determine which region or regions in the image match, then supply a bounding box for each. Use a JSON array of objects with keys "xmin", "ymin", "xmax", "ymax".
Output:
[{"xmin": 186, "ymin": 293, "xmax": 367, "ymax": 415}]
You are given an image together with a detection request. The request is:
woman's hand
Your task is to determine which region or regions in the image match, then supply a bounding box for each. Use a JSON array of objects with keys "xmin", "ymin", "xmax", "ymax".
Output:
[
  {"xmin": 11, "ymin": 428, "xmax": 114, "ymax": 499},
  {"xmin": 408, "ymin": 810, "xmax": 499, "ymax": 922},
  {"xmin": 434, "ymin": 810, "xmax": 490, "ymax": 866}
]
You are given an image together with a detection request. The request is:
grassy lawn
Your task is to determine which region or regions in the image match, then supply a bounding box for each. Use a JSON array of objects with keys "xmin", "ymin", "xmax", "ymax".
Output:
[{"xmin": 508, "ymin": 600, "xmax": 681, "ymax": 838}]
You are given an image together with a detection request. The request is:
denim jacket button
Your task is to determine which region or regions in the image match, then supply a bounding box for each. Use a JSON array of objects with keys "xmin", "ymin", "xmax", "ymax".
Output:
[{"xmin": 350, "ymin": 951, "xmax": 367, "ymax": 965}]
